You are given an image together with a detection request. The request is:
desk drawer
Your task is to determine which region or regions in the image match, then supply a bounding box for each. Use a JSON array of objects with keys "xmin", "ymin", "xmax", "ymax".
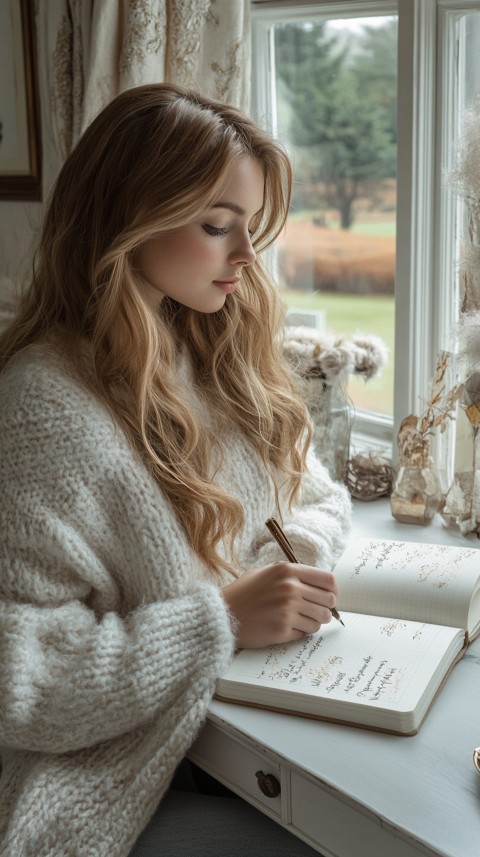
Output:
[
  {"xmin": 290, "ymin": 771, "xmax": 426, "ymax": 857},
  {"xmin": 188, "ymin": 721, "xmax": 283, "ymax": 820}
]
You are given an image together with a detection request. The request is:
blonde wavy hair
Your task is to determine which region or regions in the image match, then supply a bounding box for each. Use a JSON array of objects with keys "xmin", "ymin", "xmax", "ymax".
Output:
[{"xmin": 0, "ymin": 83, "xmax": 312, "ymax": 576}]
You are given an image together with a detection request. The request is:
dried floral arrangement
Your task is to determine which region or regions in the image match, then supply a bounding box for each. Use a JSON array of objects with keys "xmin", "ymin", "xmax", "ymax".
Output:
[
  {"xmin": 445, "ymin": 95, "xmax": 480, "ymax": 427},
  {"xmin": 440, "ymin": 97, "xmax": 480, "ymax": 535},
  {"xmin": 390, "ymin": 352, "xmax": 464, "ymax": 525},
  {"xmin": 283, "ymin": 326, "xmax": 388, "ymax": 483},
  {"xmin": 282, "ymin": 326, "xmax": 388, "ymax": 384},
  {"xmin": 448, "ymin": 95, "xmax": 480, "ymax": 315},
  {"xmin": 400, "ymin": 351, "xmax": 464, "ymax": 458},
  {"xmin": 392, "ymin": 97, "xmax": 480, "ymax": 532}
]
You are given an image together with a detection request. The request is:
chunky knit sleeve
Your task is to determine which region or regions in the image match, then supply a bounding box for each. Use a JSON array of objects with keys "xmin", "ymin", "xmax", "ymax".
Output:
[
  {"xmin": 0, "ymin": 589, "xmax": 233, "ymax": 754},
  {"xmin": 0, "ymin": 352, "xmax": 234, "ymax": 755},
  {"xmin": 252, "ymin": 449, "xmax": 352, "ymax": 572}
]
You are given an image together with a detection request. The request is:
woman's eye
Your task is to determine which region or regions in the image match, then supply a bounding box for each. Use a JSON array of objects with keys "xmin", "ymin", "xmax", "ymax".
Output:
[{"xmin": 203, "ymin": 224, "xmax": 229, "ymax": 237}]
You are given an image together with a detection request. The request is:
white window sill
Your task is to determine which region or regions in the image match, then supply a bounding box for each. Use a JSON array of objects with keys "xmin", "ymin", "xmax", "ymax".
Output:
[{"xmin": 351, "ymin": 496, "xmax": 478, "ymax": 547}]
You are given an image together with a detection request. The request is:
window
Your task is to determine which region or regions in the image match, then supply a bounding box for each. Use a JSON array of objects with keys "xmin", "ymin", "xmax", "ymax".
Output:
[{"xmin": 251, "ymin": 0, "xmax": 480, "ymax": 449}]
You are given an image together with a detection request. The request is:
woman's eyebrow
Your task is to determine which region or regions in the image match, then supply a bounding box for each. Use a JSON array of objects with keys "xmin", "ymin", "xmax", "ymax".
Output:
[
  {"xmin": 210, "ymin": 202, "xmax": 263, "ymax": 216},
  {"xmin": 212, "ymin": 202, "xmax": 244, "ymax": 215}
]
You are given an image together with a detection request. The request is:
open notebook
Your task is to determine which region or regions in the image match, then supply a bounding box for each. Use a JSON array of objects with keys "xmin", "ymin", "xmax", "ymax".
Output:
[{"xmin": 216, "ymin": 538, "xmax": 480, "ymax": 735}]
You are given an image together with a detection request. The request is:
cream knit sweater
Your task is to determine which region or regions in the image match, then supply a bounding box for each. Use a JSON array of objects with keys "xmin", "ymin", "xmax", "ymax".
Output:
[{"xmin": 0, "ymin": 343, "xmax": 351, "ymax": 857}]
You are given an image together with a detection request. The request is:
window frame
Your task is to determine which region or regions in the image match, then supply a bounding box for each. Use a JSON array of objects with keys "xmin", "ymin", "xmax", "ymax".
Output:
[{"xmin": 251, "ymin": 0, "xmax": 480, "ymax": 452}]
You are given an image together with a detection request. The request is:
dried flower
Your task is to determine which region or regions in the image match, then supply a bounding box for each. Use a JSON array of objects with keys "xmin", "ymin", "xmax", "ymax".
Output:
[
  {"xmin": 456, "ymin": 311, "xmax": 480, "ymax": 367},
  {"xmin": 350, "ymin": 334, "xmax": 388, "ymax": 380},
  {"xmin": 449, "ymin": 97, "xmax": 480, "ymax": 312},
  {"xmin": 282, "ymin": 326, "xmax": 387, "ymax": 384},
  {"xmin": 449, "ymin": 95, "xmax": 480, "ymax": 212},
  {"xmin": 410, "ymin": 352, "xmax": 464, "ymax": 442}
]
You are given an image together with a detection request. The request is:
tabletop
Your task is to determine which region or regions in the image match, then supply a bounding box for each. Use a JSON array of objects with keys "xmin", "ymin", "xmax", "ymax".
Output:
[{"xmin": 190, "ymin": 500, "xmax": 480, "ymax": 857}]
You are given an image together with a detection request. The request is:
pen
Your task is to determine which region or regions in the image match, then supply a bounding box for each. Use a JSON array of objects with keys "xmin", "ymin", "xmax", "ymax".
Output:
[{"xmin": 265, "ymin": 517, "xmax": 345, "ymax": 627}]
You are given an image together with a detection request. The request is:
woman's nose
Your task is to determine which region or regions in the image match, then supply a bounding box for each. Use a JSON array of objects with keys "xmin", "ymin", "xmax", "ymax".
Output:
[{"xmin": 229, "ymin": 234, "xmax": 256, "ymax": 267}]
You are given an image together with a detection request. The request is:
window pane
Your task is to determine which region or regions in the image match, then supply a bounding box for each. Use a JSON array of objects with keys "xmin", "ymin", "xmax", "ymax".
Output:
[{"xmin": 272, "ymin": 16, "xmax": 397, "ymax": 417}]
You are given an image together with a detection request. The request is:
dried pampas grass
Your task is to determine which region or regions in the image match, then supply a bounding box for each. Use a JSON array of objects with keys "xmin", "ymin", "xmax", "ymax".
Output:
[
  {"xmin": 456, "ymin": 311, "xmax": 480, "ymax": 367},
  {"xmin": 449, "ymin": 95, "xmax": 480, "ymax": 222}
]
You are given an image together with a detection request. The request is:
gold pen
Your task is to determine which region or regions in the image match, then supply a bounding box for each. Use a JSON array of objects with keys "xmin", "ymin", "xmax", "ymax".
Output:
[{"xmin": 265, "ymin": 517, "xmax": 345, "ymax": 627}]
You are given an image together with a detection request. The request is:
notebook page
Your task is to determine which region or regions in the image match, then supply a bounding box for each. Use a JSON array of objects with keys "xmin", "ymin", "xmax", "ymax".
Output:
[
  {"xmin": 218, "ymin": 613, "xmax": 463, "ymax": 726},
  {"xmin": 335, "ymin": 538, "xmax": 480, "ymax": 631}
]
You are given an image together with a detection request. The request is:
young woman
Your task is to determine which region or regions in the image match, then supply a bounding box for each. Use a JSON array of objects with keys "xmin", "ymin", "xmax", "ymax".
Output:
[{"xmin": 0, "ymin": 84, "xmax": 351, "ymax": 857}]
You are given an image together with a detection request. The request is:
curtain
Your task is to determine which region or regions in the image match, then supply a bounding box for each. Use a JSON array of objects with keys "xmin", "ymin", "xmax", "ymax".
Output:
[{"xmin": 36, "ymin": 0, "xmax": 251, "ymax": 195}]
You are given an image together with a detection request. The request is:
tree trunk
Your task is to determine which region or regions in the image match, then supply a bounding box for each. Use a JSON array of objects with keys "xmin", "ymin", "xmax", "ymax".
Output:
[{"xmin": 339, "ymin": 197, "xmax": 353, "ymax": 230}]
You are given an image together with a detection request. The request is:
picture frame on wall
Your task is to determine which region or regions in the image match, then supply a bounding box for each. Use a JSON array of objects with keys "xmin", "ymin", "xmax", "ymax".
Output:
[{"xmin": 0, "ymin": 0, "xmax": 41, "ymax": 200}]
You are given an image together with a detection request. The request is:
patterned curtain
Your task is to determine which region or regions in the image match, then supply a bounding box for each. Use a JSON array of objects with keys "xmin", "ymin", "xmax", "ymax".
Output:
[{"xmin": 36, "ymin": 0, "xmax": 251, "ymax": 195}]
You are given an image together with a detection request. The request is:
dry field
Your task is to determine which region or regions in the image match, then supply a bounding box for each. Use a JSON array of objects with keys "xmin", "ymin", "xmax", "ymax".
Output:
[{"xmin": 278, "ymin": 219, "xmax": 395, "ymax": 296}]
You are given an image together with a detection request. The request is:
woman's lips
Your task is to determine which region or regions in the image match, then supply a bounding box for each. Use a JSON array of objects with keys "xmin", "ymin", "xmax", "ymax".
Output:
[{"xmin": 212, "ymin": 279, "xmax": 239, "ymax": 293}]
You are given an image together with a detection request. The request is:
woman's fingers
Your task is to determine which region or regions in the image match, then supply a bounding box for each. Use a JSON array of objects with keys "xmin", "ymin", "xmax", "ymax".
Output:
[
  {"xmin": 221, "ymin": 561, "xmax": 339, "ymax": 649},
  {"xmin": 295, "ymin": 565, "xmax": 339, "ymax": 596},
  {"xmin": 300, "ymin": 585, "xmax": 337, "ymax": 611}
]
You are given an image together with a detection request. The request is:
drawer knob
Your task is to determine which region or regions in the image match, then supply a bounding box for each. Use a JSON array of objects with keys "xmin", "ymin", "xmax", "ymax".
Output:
[{"xmin": 255, "ymin": 770, "xmax": 281, "ymax": 798}]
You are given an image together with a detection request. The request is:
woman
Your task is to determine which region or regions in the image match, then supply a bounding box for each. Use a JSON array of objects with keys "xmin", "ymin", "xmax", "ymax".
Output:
[{"xmin": 0, "ymin": 84, "xmax": 350, "ymax": 856}]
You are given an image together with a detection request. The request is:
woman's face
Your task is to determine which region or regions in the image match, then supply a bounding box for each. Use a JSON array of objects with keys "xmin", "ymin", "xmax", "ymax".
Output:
[{"xmin": 136, "ymin": 156, "xmax": 265, "ymax": 313}]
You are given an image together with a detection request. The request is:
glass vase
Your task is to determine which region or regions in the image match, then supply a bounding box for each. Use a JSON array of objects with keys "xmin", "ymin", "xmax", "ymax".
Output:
[
  {"xmin": 308, "ymin": 380, "xmax": 352, "ymax": 482},
  {"xmin": 390, "ymin": 416, "xmax": 442, "ymax": 525},
  {"xmin": 441, "ymin": 373, "xmax": 480, "ymax": 535}
]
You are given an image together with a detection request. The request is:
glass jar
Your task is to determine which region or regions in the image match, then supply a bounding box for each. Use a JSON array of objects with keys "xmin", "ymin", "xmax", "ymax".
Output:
[
  {"xmin": 441, "ymin": 373, "xmax": 480, "ymax": 535},
  {"xmin": 390, "ymin": 416, "xmax": 442, "ymax": 525}
]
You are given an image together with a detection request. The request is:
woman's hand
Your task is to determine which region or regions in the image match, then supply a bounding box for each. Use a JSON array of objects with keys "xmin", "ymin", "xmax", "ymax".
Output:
[{"xmin": 221, "ymin": 562, "xmax": 338, "ymax": 649}]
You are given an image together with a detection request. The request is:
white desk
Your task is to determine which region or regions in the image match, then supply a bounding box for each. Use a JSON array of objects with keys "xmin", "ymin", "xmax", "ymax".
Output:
[{"xmin": 189, "ymin": 501, "xmax": 480, "ymax": 857}]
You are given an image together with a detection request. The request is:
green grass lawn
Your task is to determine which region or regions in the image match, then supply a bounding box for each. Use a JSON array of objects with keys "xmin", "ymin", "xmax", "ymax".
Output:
[
  {"xmin": 351, "ymin": 221, "xmax": 396, "ymax": 237},
  {"xmin": 282, "ymin": 289, "xmax": 395, "ymax": 416}
]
